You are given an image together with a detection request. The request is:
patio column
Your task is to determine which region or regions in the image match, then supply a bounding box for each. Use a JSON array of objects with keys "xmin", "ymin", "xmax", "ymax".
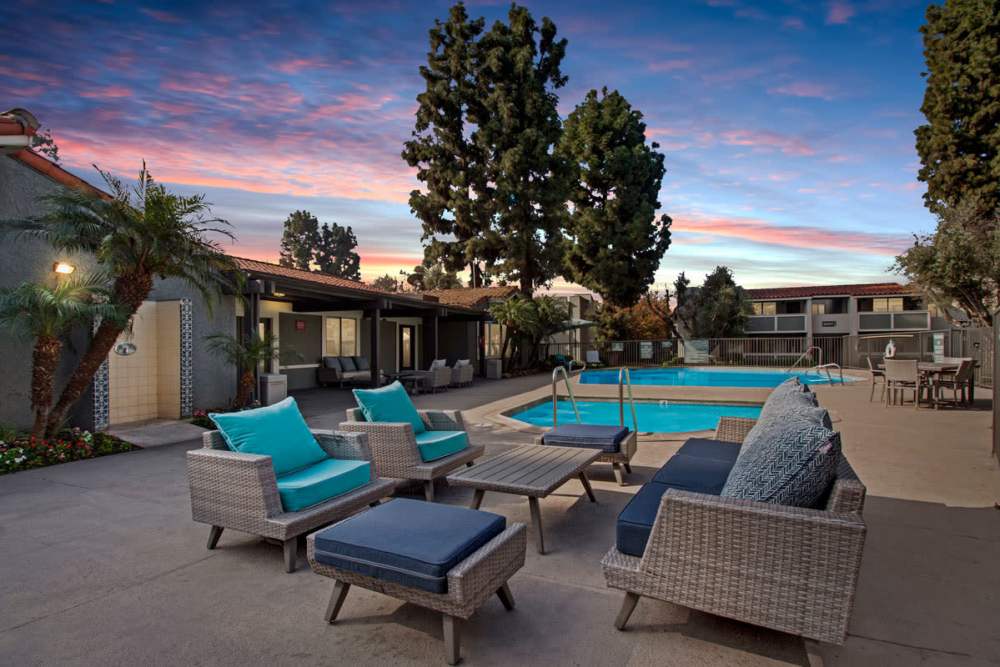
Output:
[
  {"xmin": 244, "ymin": 280, "xmax": 262, "ymax": 400},
  {"xmin": 369, "ymin": 305, "xmax": 381, "ymax": 386}
]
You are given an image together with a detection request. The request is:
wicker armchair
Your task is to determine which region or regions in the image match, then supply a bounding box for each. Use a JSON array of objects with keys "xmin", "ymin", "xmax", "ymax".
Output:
[
  {"xmin": 601, "ymin": 416, "xmax": 867, "ymax": 645},
  {"xmin": 451, "ymin": 362, "xmax": 474, "ymax": 387},
  {"xmin": 186, "ymin": 429, "xmax": 395, "ymax": 572},
  {"xmin": 414, "ymin": 363, "xmax": 453, "ymax": 393},
  {"xmin": 340, "ymin": 408, "xmax": 485, "ymax": 501}
]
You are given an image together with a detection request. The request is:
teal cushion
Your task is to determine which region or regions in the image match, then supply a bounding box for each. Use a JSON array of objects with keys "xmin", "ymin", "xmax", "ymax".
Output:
[
  {"xmin": 413, "ymin": 430, "xmax": 469, "ymax": 462},
  {"xmin": 210, "ymin": 397, "xmax": 326, "ymax": 476},
  {"xmin": 353, "ymin": 381, "xmax": 426, "ymax": 434},
  {"xmin": 276, "ymin": 458, "xmax": 372, "ymax": 512}
]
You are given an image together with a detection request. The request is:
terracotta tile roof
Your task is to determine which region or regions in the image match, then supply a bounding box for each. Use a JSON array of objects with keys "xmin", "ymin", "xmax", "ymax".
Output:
[
  {"xmin": 420, "ymin": 286, "xmax": 520, "ymax": 308},
  {"xmin": 234, "ymin": 257, "xmax": 480, "ymax": 312},
  {"xmin": 747, "ymin": 283, "xmax": 916, "ymax": 300}
]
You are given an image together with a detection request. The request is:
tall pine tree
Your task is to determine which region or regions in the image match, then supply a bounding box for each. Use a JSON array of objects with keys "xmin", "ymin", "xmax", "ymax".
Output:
[
  {"xmin": 316, "ymin": 222, "xmax": 361, "ymax": 281},
  {"xmin": 278, "ymin": 210, "xmax": 319, "ymax": 270},
  {"xmin": 558, "ymin": 88, "xmax": 672, "ymax": 308}
]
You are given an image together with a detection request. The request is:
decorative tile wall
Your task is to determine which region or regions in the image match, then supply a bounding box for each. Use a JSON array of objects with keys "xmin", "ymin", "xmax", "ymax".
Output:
[{"xmin": 179, "ymin": 298, "xmax": 193, "ymax": 418}]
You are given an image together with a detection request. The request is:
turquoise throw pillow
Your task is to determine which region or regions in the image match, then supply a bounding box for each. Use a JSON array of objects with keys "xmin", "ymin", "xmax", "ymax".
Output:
[
  {"xmin": 210, "ymin": 397, "xmax": 327, "ymax": 476},
  {"xmin": 353, "ymin": 381, "xmax": 426, "ymax": 434}
]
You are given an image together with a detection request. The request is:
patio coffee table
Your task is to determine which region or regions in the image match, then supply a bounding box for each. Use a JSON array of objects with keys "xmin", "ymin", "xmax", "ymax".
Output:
[{"xmin": 447, "ymin": 445, "xmax": 600, "ymax": 555}]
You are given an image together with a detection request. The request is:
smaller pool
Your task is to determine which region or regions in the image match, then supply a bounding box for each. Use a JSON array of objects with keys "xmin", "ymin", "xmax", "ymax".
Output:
[{"xmin": 511, "ymin": 399, "xmax": 761, "ymax": 433}]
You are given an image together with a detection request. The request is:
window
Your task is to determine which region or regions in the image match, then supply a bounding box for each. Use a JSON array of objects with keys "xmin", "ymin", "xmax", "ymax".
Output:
[
  {"xmin": 486, "ymin": 323, "xmax": 505, "ymax": 357},
  {"xmin": 325, "ymin": 317, "xmax": 358, "ymax": 356},
  {"xmin": 872, "ymin": 298, "xmax": 904, "ymax": 313},
  {"xmin": 752, "ymin": 302, "xmax": 776, "ymax": 315},
  {"xmin": 811, "ymin": 302, "xmax": 826, "ymax": 315}
]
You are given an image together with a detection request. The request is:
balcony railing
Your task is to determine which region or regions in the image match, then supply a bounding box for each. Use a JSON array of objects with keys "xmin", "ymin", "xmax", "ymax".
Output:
[
  {"xmin": 746, "ymin": 314, "xmax": 807, "ymax": 334},
  {"xmin": 857, "ymin": 310, "xmax": 930, "ymax": 332}
]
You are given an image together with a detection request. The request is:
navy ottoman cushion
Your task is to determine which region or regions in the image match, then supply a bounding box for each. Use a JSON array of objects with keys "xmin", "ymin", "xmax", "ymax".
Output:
[
  {"xmin": 651, "ymin": 454, "xmax": 735, "ymax": 494},
  {"xmin": 676, "ymin": 438, "xmax": 742, "ymax": 464},
  {"xmin": 616, "ymin": 482, "xmax": 671, "ymax": 557},
  {"xmin": 542, "ymin": 424, "xmax": 630, "ymax": 453},
  {"xmin": 313, "ymin": 498, "xmax": 506, "ymax": 593}
]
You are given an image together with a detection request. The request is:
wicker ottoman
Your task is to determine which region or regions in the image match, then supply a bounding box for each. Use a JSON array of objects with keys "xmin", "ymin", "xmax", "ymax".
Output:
[{"xmin": 307, "ymin": 498, "xmax": 527, "ymax": 665}]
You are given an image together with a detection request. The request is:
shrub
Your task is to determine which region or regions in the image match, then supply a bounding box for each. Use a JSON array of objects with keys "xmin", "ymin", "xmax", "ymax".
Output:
[{"xmin": 0, "ymin": 427, "xmax": 136, "ymax": 475}]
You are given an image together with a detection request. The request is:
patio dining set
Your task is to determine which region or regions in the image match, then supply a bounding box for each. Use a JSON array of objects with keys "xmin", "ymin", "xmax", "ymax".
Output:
[
  {"xmin": 869, "ymin": 356, "xmax": 977, "ymax": 409},
  {"xmin": 186, "ymin": 378, "xmax": 867, "ymax": 664}
]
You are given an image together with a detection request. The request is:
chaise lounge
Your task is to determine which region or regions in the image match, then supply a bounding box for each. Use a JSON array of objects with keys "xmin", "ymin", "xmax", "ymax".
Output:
[
  {"xmin": 602, "ymin": 380, "xmax": 867, "ymax": 644},
  {"xmin": 186, "ymin": 397, "xmax": 395, "ymax": 572},
  {"xmin": 340, "ymin": 381, "xmax": 485, "ymax": 501}
]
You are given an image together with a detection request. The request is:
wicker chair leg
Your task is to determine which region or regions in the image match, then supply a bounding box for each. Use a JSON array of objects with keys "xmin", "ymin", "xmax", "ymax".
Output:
[
  {"xmin": 283, "ymin": 538, "xmax": 298, "ymax": 573},
  {"xmin": 623, "ymin": 462, "xmax": 632, "ymax": 474},
  {"xmin": 443, "ymin": 614, "xmax": 461, "ymax": 666},
  {"xmin": 614, "ymin": 592, "xmax": 641, "ymax": 630},
  {"xmin": 496, "ymin": 582, "xmax": 515, "ymax": 611},
  {"xmin": 369, "ymin": 500, "xmax": 381, "ymax": 507},
  {"xmin": 424, "ymin": 480, "xmax": 435, "ymax": 502},
  {"xmin": 206, "ymin": 525, "xmax": 224, "ymax": 550},
  {"xmin": 612, "ymin": 463, "xmax": 625, "ymax": 486},
  {"xmin": 324, "ymin": 581, "xmax": 351, "ymax": 624}
]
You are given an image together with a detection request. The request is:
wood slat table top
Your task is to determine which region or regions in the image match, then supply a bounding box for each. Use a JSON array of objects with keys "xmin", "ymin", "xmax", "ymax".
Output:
[{"xmin": 447, "ymin": 445, "xmax": 600, "ymax": 497}]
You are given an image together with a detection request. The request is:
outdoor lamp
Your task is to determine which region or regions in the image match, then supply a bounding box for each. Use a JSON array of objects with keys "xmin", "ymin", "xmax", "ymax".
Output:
[{"xmin": 53, "ymin": 261, "xmax": 75, "ymax": 275}]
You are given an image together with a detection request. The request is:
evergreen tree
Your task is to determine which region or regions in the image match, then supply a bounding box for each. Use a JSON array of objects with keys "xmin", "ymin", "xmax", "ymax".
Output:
[
  {"xmin": 315, "ymin": 222, "xmax": 361, "ymax": 281},
  {"xmin": 406, "ymin": 257, "xmax": 463, "ymax": 290},
  {"xmin": 558, "ymin": 88, "xmax": 672, "ymax": 308},
  {"xmin": 403, "ymin": 3, "xmax": 570, "ymax": 295},
  {"xmin": 370, "ymin": 274, "xmax": 402, "ymax": 292},
  {"xmin": 278, "ymin": 210, "xmax": 319, "ymax": 270},
  {"xmin": 672, "ymin": 267, "xmax": 750, "ymax": 339},
  {"xmin": 915, "ymin": 0, "xmax": 1000, "ymax": 215}
]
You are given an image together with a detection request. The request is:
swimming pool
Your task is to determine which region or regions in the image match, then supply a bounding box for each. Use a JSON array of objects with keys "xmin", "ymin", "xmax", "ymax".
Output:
[
  {"xmin": 511, "ymin": 399, "xmax": 762, "ymax": 433},
  {"xmin": 579, "ymin": 367, "xmax": 854, "ymax": 388}
]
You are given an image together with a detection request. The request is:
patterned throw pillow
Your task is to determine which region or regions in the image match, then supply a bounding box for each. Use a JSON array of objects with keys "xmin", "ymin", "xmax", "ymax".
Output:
[
  {"xmin": 760, "ymin": 390, "xmax": 831, "ymax": 428},
  {"xmin": 721, "ymin": 415, "xmax": 841, "ymax": 507}
]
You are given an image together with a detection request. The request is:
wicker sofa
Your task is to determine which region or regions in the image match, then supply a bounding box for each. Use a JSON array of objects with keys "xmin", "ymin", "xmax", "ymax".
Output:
[
  {"xmin": 186, "ymin": 429, "xmax": 395, "ymax": 572},
  {"xmin": 602, "ymin": 393, "xmax": 867, "ymax": 645},
  {"xmin": 340, "ymin": 407, "xmax": 484, "ymax": 501},
  {"xmin": 317, "ymin": 355, "xmax": 373, "ymax": 387}
]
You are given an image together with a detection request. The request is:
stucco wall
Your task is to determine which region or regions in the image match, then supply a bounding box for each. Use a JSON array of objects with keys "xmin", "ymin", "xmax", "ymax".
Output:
[{"xmin": 0, "ymin": 156, "xmax": 99, "ymax": 430}]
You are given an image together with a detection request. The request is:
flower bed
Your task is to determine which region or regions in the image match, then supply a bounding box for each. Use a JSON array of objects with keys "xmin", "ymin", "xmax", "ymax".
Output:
[{"xmin": 0, "ymin": 427, "xmax": 138, "ymax": 475}]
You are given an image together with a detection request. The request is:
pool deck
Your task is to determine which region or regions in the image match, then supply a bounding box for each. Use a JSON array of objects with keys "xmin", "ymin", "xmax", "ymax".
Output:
[{"xmin": 1, "ymin": 372, "xmax": 998, "ymax": 666}]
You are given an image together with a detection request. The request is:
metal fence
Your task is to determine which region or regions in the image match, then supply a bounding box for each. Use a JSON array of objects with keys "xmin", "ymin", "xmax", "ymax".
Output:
[{"xmin": 542, "ymin": 327, "xmax": 994, "ymax": 388}]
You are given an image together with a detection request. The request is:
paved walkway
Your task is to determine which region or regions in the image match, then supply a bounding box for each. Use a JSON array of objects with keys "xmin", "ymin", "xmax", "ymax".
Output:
[{"xmin": 0, "ymin": 374, "xmax": 997, "ymax": 666}]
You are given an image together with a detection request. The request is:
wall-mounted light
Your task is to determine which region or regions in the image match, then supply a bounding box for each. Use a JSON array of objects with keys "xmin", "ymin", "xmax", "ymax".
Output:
[
  {"xmin": 273, "ymin": 291, "xmax": 286, "ymax": 297},
  {"xmin": 53, "ymin": 261, "xmax": 76, "ymax": 275}
]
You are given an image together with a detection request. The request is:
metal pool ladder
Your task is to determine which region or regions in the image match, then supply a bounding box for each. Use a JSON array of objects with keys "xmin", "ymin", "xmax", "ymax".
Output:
[
  {"xmin": 784, "ymin": 346, "xmax": 845, "ymax": 384},
  {"xmin": 551, "ymin": 364, "xmax": 638, "ymax": 431}
]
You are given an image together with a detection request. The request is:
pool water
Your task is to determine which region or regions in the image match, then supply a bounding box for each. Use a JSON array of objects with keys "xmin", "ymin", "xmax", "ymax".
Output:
[
  {"xmin": 512, "ymin": 399, "xmax": 762, "ymax": 433},
  {"xmin": 579, "ymin": 367, "xmax": 853, "ymax": 388}
]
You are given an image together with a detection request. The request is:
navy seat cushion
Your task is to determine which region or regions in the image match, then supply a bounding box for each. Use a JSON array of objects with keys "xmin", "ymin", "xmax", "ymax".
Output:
[
  {"xmin": 352, "ymin": 356, "xmax": 370, "ymax": 371},
  {"xmin": 542, "ymin": 424, "xmax": 630, "ymax": 453},
  {"xmin": 339, "ymin": 356, "xmax": 357, "ymax": 372},
  {"xmin": 676, "ymin": 438, "xmax": 742, "ymax": 464},
  {"xmin": 616, "ymin": 454, "xmax": 735, "ymax": 557},
  {"xmin": 313, "ymin": 498, "xmax": 506, "ymax": 594},
  {"xmin": 323, "ymin": 356, "xmax": 342, "ymax": 371},
  {"xmin": 651, "ymin": 454, "xmax": 735, "ymax": 493}
]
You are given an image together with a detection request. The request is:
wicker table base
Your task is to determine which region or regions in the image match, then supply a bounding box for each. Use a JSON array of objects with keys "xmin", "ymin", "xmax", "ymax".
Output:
[
  {"xmin": 308, "ymin": 521, "xmax": 527, "ymax": 665},
  {"xmin": 446, "ymin": 445, "xmax": 601, "ymax": 554}
]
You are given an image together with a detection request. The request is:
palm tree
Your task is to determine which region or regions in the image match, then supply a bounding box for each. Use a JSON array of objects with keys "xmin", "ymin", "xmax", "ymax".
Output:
[
  {"xmin": 10, "ymin": 164, "xmax": 240, "ymax": 436},
  {"xmin": 205, "ymin": 332, "xmax": 275, "ymax": 408},
  {"xmin": 0, "ymin": 275, "xmax": 122, "ymax": 437},
  {"xmin": 488, "ymin": 295, "xmax": 536, "ymax": 369}
]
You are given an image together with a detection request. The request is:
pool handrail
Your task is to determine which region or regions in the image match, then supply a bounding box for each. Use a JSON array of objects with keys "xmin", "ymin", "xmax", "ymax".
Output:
[
  {"xmin": 551, "ymin": 365, "xmax": 581, "ymax": 427},
  {"xmin": 618, "ymin": 367, "xmax": 639, "ymax": 433},
  {"xmin": 785, "ymin": 346, "xmax": 823, "ymax": 373}
]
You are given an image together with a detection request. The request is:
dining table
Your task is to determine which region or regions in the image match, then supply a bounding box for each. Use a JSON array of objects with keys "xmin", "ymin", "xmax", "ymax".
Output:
[{"xmin": 878, "ymin": 360, "xmax": 975, "ymax": 405}]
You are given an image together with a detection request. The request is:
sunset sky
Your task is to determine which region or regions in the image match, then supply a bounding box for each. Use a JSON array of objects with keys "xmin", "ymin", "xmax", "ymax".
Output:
[{"xmin": 2, "ymin": 0, "xmax": 934, "ymax": 288}]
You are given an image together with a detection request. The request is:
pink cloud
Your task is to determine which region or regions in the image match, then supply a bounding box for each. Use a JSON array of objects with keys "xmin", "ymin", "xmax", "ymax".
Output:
[
  {"xmin": 272, "ymin": 58, "xmax": 330, "ymax": 74},
  {"xmin": 826, "ymin": 1, "xmax": 855, "ymax": 25},
  {"xmin": 79, "ymin": 85, "xmax": 132, "ymax": 99},
  {"xmin": 140, "ymin": 8, "xmax": 182, "ymax": 23},
  {"xmin": 719, "ymin": 129, "xmax": 815, "ymax": 156},
  {"xmin": 672, "ymin": 213, "xmax": 909, "ymax": 255},
  {"xmin": 782, "ymin": 17, "xmax": 805, "ymax": 30},
  {"xmin": 768, "ymin": 81, "xmax": 836, "ymax": 101},
  {"xmin": 648, "ymin": 59, "xmax": 693, "ymax": 73}
]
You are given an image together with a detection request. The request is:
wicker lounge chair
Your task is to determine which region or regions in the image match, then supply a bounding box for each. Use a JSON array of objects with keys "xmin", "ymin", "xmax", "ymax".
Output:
[
  {"xmin": 601, "ymin": 415, "xmax": 867, "ymax": 645},
  {"xmin": 451, "ymin": 359, "xmax": 474, "ymax": 387},
  {"xmin": 414, "ymin": 359, "xmax": 452, "ymax": 393},
  {"xmin": 340, "ymin": 407, "xmax": 485, "ymax": 501},
  {"xmin": 187, "ymin": 429, "xmax": 395, "ymax": 572}
]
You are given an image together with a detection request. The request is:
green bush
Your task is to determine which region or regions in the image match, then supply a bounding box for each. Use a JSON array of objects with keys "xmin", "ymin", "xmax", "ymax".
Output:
[{"xmin": 0, "ymin": 427, "xmax": 137, "ymax": 475}]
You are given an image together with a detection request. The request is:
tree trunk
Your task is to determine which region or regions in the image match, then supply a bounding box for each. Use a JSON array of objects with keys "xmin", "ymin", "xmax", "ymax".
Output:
[
  {"xmin": 236, "ymin": 370, "xmax": 255, "ymax": 408},
  {"xmin": 30, "ymin": 335, "xmax": 62, "ymax": 439},
  {"xmin": 44, "ymin": 271, "xmax": 153, "ymax": 437}
]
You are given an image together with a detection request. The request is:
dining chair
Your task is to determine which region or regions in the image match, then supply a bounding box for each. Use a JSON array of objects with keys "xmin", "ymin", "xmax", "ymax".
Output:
[
  {"xmin": 934, "ymin": 358, "xmax": 974, "ymax": 407},
  {"xmin": 866, "ymin": 356, "xmax": 886, "ymax": 403},
  {"xmin": 883, "ymin": 359, "xmax": 921, "ymax": 409}
]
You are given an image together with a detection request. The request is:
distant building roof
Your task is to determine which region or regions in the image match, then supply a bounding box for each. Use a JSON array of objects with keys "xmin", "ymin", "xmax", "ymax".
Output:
[
  {"xmin": 747, "ymin": 283, "xmax": 916, "ymax": 300},
  {"xmin": 421, "ymin": 286, "xmax": 519, "ymax": 309}
]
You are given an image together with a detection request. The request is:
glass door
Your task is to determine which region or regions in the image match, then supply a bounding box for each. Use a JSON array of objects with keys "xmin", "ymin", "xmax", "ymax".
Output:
[{"xmin": 399, "ymin": 325, "xmax": 415, "ymax": 371}]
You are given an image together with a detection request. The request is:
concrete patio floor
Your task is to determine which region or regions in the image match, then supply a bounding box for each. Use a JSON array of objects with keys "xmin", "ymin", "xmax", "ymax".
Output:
[{"xmin": 1, "ymin": 374, "xmax": 998, "ymax": 666}]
